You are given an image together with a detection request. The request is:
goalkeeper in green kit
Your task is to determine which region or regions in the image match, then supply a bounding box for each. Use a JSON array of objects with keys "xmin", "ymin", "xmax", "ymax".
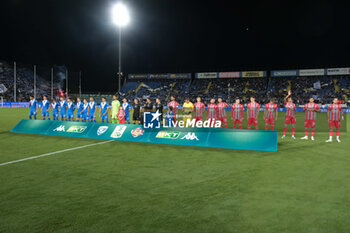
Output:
[{"xmin": 111, "ymin": 95, "xmax": 121, "ymax": 123}]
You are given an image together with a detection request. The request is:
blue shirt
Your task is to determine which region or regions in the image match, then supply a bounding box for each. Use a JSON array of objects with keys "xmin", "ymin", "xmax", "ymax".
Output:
[
  {"xmin": 76, "ymin": 101, "xmax": 83, "ymax": 112},
  {"xmin": 51, "ymin": 102, "xmax": 59, "ymax": 113},
  {"xmin": 89, "ymin": 101, "xmax": 96, "ymax": 114},
  {"xmin": 60, "ymin": 100, "xmax": 67, "ymax": 113},
  {"xmin": 67, "ymin": 102, "xmax": 75, "ymax": 114},
  {"xmin": 122, "ymin": 103, "xmax": 130, "ymax": 116},
  {"xmin": 82, "ymin": 104, "xmax": 89, "ymax": 115},
  {"xmin": 29, "ymin": 99, "xmax": 37, "ymax": 110},
  {"xmin": 100, "ymin": 102, "xmax": 109, "ymax": 115},
  {"xmin": 42, "ymin": 100, "xmax": 50, "ymax": 111}
]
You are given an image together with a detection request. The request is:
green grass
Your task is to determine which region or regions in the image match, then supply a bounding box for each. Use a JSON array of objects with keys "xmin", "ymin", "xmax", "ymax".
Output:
[{"xmin": 0, "ymin": 108, "xmax": 349, "ymax": 233}]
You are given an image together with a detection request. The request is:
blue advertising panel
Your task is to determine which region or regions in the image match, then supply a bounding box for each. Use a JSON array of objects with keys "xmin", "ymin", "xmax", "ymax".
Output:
[{"xmin": 271, "ymin": 70, "xmax": 299, "ymax": 77}]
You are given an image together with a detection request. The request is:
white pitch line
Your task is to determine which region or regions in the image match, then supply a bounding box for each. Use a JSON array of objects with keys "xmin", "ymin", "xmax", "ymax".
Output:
[{"xmin": 0, "ymin": 140, "xmax": 113, "ymax": 167}]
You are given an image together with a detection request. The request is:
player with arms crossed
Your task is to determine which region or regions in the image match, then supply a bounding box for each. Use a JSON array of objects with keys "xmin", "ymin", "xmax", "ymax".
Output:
[
  {"xmin": 194, "ymin": 97, "xmax": 205, "ymax": 123},
  {"xmin": 111, "ymin": 95, "xmax": 120, "ymax": 123},
  {"xmin": 88, "ymin": 97, "xmax": 97, "ymax": 123},
  {"xmin": 75, "ymin": 97, "xmax": 83, "ymax": 122},
  {"xmin": 231, "ymin": 98, "xmax": 244, "ymax": 129},
  {"xmin": 100, "ymin": 97, "xmax": 109, "ymax": 123},
  {"xmin": 168, "ymin": 96, "xmax": 179, "ymax": 123},
  {"xmin": 29, "ymin": 95, "xmax": 38, "ymax": 120},
  {"xmin": 59, "ymin": 96, "xmax": 68, "ymax": 121},
  {"xmin": 122, "ymin": 98, "xmax": 131, "ymax": 124},
  {"xmin": 282, "ymin": 90, "xmax": 296, "ymax": 139},
  {"xmin": 301, "ymin": 97, "xmax": 320, "ymax": 140},
  {"xmin": 247, "ymin": 97, "xmax": 260, "ymax": 130},
  {"xmin": 67, "ymin": 98, "xmax": 75, "ymax": 121},
  {"xmin": 51, "ymin": 99, "xmax": 59, "ymax": 120},
  {"xmin": 207, "ymin": 99, "xmax": 218, "ymax": 126},
  {"xmin": 263, "ymin": 98, "xmax": 278, "ymax": 130},
  {"xmin": 217, "ymin": 97, "xmax": 229, "ymax": 128},
  {"xmin": 326, "ymin": 97, "xmax": 344, "ymax": 143},
  {"xmin": 41, "ymin": 96, "xmax": 51, "ymax": 120}
]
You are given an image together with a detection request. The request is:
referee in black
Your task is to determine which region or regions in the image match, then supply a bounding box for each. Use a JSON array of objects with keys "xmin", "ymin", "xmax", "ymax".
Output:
[
  {"xmin": 132, "ymin": 98, "xmax": 142, "ymax": 124},
  {"xmin": 155, "ymin": 98, "xmax": 164, "ymax": 124}
]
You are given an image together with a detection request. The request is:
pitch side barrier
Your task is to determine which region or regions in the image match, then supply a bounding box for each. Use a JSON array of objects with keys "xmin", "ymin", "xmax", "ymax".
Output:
[{"xmin": 11, "ymin": 120, "xmax": 278, "ymax": 152}]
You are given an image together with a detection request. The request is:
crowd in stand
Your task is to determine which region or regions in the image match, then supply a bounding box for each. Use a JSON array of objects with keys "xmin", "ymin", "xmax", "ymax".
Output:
[
  {"xmin": 0, "ymin": 61, "xmax": 53, "ymax": 102},
  {"xmin": 120, "ymin": 76, "xmax": 349, "ymax": 106}
]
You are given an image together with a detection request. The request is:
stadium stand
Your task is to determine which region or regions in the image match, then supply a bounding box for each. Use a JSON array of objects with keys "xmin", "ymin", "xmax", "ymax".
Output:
[
  {"xmin": 0, "ymin": 61, "xmax": 53, "ymax": 102},
  {"xmin": 1, "ymin": 60, "xmax": 350, "ymax": 107}
]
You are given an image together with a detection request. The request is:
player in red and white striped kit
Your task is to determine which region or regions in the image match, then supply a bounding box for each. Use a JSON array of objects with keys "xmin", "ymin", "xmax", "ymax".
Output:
[
  {"xmin": 326, "ymin": 97, "xmax": 344, "ymax": 143},
  {"xmin": 231, "ymin": 98, "xmax": 244, "ymax": 129},
  {"xmin": 207, "ymin": 99, "xmax": 218, "ymax": 126},
  {"xmin": 301, "ymin": 97, "xmax": 320, "ymax": 140},
  {"xmin": 247, "ymin": 97, "xmax": 260, "ymax": 130},
  {"xmin": 263, "ymin": 99, "xmax": 278, "ymax": 130},
  {"xmin": 167, "ymin": 96, "xmax": 179, "ymax": 122},
  {"xmin": 217, "ymin": 97, "xmax": 229, "ymax": 128},
  {"xmin": 282, "ymin": 91, "xmax": 296, "ymax": 139},
  {"xmin": 194, "ymin": 97, "xmax": 205, "ymax": 123}
]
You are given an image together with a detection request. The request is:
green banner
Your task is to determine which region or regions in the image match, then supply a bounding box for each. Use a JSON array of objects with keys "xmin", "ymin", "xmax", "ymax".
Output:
[{"xmin": 11, "ymin": 120, "xmax": 278, "ymax": 152}]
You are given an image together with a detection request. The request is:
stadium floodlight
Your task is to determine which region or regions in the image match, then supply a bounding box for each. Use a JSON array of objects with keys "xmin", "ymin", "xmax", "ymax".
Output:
[
  {"xmin": 112, "ymin": 2, "xmax": 130, "ymax": 27},
  {"xmin": 111, "ymin": 2, "xmax": 130, "ymax": 92}
]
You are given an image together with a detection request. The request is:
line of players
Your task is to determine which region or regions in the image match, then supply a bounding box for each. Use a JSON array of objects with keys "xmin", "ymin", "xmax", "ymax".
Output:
[
  {"xmin": 29, "ymin": 91, "xmax": 344, "ymax": 142},
  {"xmin": 29, "ymin": 95, "xmax": 131, "ymax": 124}
]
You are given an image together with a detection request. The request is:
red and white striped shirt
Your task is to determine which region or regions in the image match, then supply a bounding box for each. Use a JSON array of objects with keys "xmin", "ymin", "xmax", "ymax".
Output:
[
  {"xmin": 328, "ymin": 104, "xmax": 342, "ymax": 121},
  {"xmin": 285, "ymin": 102, "xmax": 296, "ymax": 117},
  {"xmin": 265, "ymin": 103, "xmax": 277, "ymax": 119},
  {"xmin": 194, "ymin": 102, "xmax": 205, "ymax": 118},
  {"xmin": 231, "ymin": 104, "xmax": 243, "ymax": 120},
  {"xmin": 304, "ymin": 103, "xmax": 320, "ymax": 120},
  {"xmin": 207, "ymin": 104, "xmax": 218, "ymax": 119},
  {"xmin": 247, "ymin": 102, "xmax": 260, "ymax": 118},
  {"xmin": 168, "ymin": 101, "xmax": 179, "ymax": 115},
  {"xmin": 217, "ymin": 102, "xmax": 229, "ymax": 118}
]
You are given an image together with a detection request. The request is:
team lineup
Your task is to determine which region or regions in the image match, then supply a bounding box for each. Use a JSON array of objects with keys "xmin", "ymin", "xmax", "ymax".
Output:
[{"xmin": 28, "ymin": 90, "xmax": 344, "ymax": 142}]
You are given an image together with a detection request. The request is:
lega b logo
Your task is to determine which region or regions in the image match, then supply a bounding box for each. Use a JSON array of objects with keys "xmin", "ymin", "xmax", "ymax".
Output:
[{"xmin": 143, "ymin": 110, "xmax": 161, "ymax": 129}]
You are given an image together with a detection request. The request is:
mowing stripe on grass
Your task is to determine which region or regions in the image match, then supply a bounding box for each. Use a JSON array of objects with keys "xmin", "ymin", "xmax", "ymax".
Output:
[{"xmin": 0, "ymin": 140, "xmax": 113, "ymax": 167}]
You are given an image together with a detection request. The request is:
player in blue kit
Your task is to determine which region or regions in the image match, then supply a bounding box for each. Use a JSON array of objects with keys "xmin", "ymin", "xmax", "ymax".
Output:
[
  {"xmin": 81, "ymin": 99, "xmax": 89, "ymax": 122},
  {"xmin": 122, "ymin": 98, "xmax": 131, "ymax": 124},
  {"xmin": 89, "ymin": 97, "xmax": 97, "ymax": 122},
  {"xmin": 67, "ymin": 98, "xmax": 75, "ymax": 121},
  {"xmin": 75, "ymin": 97, "xmax": 83, "ymax": 122},
  {"xmin": 29, "ymin": 96, "xmax": 38, "ymax": 120},
  {"xmin": 100, "ymin": 97, "xmax": 109, "ymax": 123},
  {"xmin": 51, "ymin": 99, "xmax": 59, "ymax": 120},
  {"xmin": 59, "ymin": 96, "xmax": 68, "ymax": 121},
  {"xmin": 41, "ymin": 96, "xmax": 51, "ymax": 120},
  {"xmin": 166, "ymin": 106, "xmax": 174, "ymax": 127}
]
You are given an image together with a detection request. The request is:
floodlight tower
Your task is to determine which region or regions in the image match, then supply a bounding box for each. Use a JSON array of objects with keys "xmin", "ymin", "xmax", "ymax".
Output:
[{"xmin": 112, "ymin": 2, "xmax": 130, "ymax": 92}]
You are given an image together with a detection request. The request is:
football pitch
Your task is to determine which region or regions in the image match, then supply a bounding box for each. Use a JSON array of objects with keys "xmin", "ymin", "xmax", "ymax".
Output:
[{"xmin": 0, "ymin": 108, "xmax": 349, "ymax": 233}]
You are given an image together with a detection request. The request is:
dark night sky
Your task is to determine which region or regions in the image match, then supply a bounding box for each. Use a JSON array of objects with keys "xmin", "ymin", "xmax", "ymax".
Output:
[{"xmin": 1, "ymin": 0, "xmax": 350, "ymax": 91}]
